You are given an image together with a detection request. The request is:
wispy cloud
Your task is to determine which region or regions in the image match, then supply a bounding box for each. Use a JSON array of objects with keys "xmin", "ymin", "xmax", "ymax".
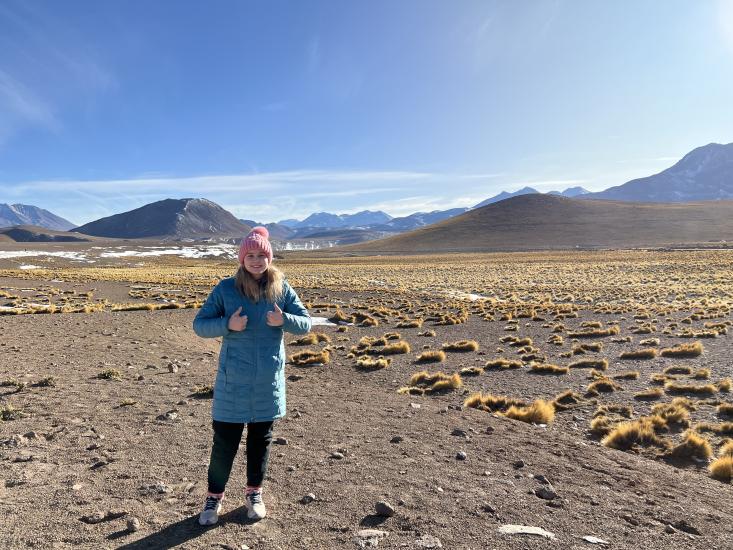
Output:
[{"xmin": 0, "ymin": 69, "xmax": 57, "ymax": 130}]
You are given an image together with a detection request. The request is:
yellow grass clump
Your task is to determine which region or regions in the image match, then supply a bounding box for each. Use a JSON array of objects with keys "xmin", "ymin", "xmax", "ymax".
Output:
[
  {"xmin": 613, "ymin": 370, "xmax": 640, "ymax": 380},
  {"xmin": 379, "ymin": 341, "xmax": 412, "ymax": 355},
  {"xmin": 484, "ymin": 358, "xmax": 523, "ymax": 370},
  {"xmin": 416, "ymin": 350, "xmax": 446, "ymax": 363},
  {"xmin": 666, "ymin": 430, "xmax": 713, "ymax": 461},
  {"xmin": 404, "ymin": 371, "xmax": 462, "ymax": 394},
  {"xmin": 695, "ymin": 422, "xmax": 733, "ymax": 436},
  {"xmin": 97, "ymin": 368, "xmax": 122, "ymax": 381},
  {"xmin": 396, "ymin": 318, "xmax": 423, "ymax": 328},
  {"xmin": 418, "ymin": 330, "xmax": 436, "ymax": 337},
  {"xmin": 619, "ymin": 348, "xmax": 658, "ymax": 360},
  {"xmin": 634, "ymin": 387, "xmax": 664, "ymax": 400},
  {"xmin": 503, "ymin": 400, "xmax": 556, "ymax": 425},
  {"xmin": 718, "ymin": 403, "xmax": 733, "ymax": 418},
  {"xmin": 660, "ymin": 341, "xmax": 703, "ymax": 358},
  {"xmin": 289, "ymin": 349, "xmax": 331, "ymax": 366},
  {"xmin": 459, "ymin": 366, "xmax": 484, "ymax": 376},
  {"xmin": 602, "ymin": 418, "xmax": 669, "ymax": 451},
  {"xmin": 529, "ymin": 363, "xmax": 569, "ymax": 375},
  {"xmin": 463, "ymin": 392, "xmax": 524, "ymax": 412},
  {"xmin": 664, "ymin": 381, "xmax": 718, "ymax": 396},
  {"xmin": 587, "ymin": 377, "xmax": 621, "ymax": 394},
  {"xmin": 567, "ymin": 326, "xmax": 620, "ymax": 338},
  {"xmin": 709, "ymin": 456, "xmax": 733, "ymax": 482},
  {"xmin": 663, "ymin": 366, "xmax": 692, "ymax": 375},
  {"xmin": 442, "ymin": 340, "xmax": 479, "ymax": 352},
  {"xmin": 718, "ymin": 378, "xmax": 732, "ymax": 392},
  {"xmin": 356, "ymin": 355, "xmax": 391, "ymax": 370},
  {"xmin": 568, "ymin": 358, "xmax": 608, "ymax": 371}
]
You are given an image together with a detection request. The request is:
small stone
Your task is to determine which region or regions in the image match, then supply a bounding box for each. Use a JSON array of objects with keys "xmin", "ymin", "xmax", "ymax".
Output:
[
  {"xmin": 665, "ymin": 524, "xmax": 676, "ymax": 534},
  {"xmin": 375, "ymin": 500, "xmax": 395, "ymax": 517},
  {"xmin": 497, "ymin": 524, "xmax": 556, "ymax": 539},
  {"xmin": 482, "ymin": 503, "xmax": 496, "ymax": 514},
  {"xmin": 451, "ymin": 428, "xmax": 468, "ymax": 437},
  {"xmin": 80, "ymin": 511, "xmax": 106, "ymax": 524},
  {"xmin": 90, "ymin": 460, "xmax": 108, "ymax": 470},
  {"xmin": 301, "ymin": 493, "xmax": 316, "ymax": 504},
  {"xmin": 535, "ymin": 486, "xmax": 558, "ymax": 500},
  {"xmin": 533, "ymin": 474, "xmax": 550, "ymax": 484},
  {"xmin": 274, "ymin": 437, "xmax": 288, "ymax": 445},
  {"xmin": 513, "ymin": 459, "xmax": 525, "ymax": 469},
  {"xmin": 390, "ymin": 435, "xmax": 404, "ymax": 443},
  {"xmin": 168, "ymin": 363, "xmax": 179, "ymax": 373},
  {"xmin": 330, "ymin": 451, "xmax": 345, "ymax": 460},
  {"xmin": 456, "ymin": 451, "xmax": 467, "ymax": 461},
  {"xmin": 415, "ymin": 534, "xmax": 442, "ymax": 548},
  {"xmin": 410, "ymin": 403, "xmax": 421, "ymax": 409},
  {"xmin": 582, "ymin": 535, "xmax": 610, "ymax": 545},
  {"xmin": 127, "ymin": 516, "xmax": 141, "ymax": 532},
  {"xmin": 485, "ymin": 426, "xmax": 495, "ymax": 434}
]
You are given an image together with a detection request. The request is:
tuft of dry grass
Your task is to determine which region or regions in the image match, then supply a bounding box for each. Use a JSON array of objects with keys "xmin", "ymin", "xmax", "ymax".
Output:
[
  {"xmin": 718, "ymin": 378, "xmax": 732, "ymax": 392},
  {"xmin": 693, "ymin": 368, "xmax": 711, "ymax": 380},
  {"xmin": 418, "ymin": 330, "xmax": 436, "ymax": 337},
  {"xmin": 396, "ymin": 318, "xmax": 423, "ymax": 328},
  {"xmin": 503, "ymin": 400, "xmax": 556, "ymax": 424},
  {"xmin": 664, "ymin": 381, "xmax": 718, "ymax": 396},
  {"xmin": 97, "ymin": 368, "xmax": 122, "ymax": 381},
  {"xmin": 459, "ymin": 366, "xmax": 484, "ymax": 376},
  {"xmin": 32, "ymin": 376, "xmax": 56, "ymax": 388},
  {"xmin": 529, "ymin": 363, "xmax": 569, "ymax": 375},
  {"xmin": 587, "ymin": 377, "xmax": 621, "ymax": 394},
  {"xmin": 634, "ymin": 387, "xmax": 664, "ymax": 400},
  {"xmin": 416, "ymin": 350, "xmax": 446, "ymax": 363},
  {"xmin": 619, "ymin": 348, "xmax": 658, "ymax": 360},
  {"xmin": 379, "ymin": 341, "xmax": 412, "ymax": 355},
  {"xmin": 602, "ymin": 418, "xmax": 669, "ymax": 451},
  {"xmin": 695, "ymin": 422, "xmax": 733, "ymax": 436},
  {"xmin": 463, "ymin": 392, "xmax": 524, "ymax": 412},
  {"xmin": 406, "ymin": 371, "xmax": 462, "ymax": 393},
  {"xmin": 665, "ymin": 430, "xmax": 712, "ymax": 461},
  {"xmin": 718, "ymin": 403, "xmax": 733, "ymax": 418},
  {"xmin": 613, "ymin": 370, "xmax": 640, "ymax": 380},
  {"xmin": 709, "ymin": 455, "xmax": 733, "ymax": 482},
  {"xmin": 553, "ymin": 390, "xmax": 584, "ymax": 410},
  {"xmin": 0, "ymin": 403, "xmax": 23, "ymax": 421},
  {"xmin": 289, "ymin": 349, "xmax": 331, "ymax": 366},
  {"xmin": 356, "ymin": 355, "xmax": 391, "ymax": 370},
  {"xmin": 719, "ymin": 439, "xmax": 733, "ymax": 457},
  {"xmin": 569, "ymin": 358, "xmax": 608, "ymax": 371},
  {"xmin": 293, "ymin": 333, "xmax": 319, "ymax": 345},
  {"xmin": 660, "ymin": 341, "xmax": 703, "ymax": 358},
  {"xmin": 567, "ymin": 326, "xmax": 620, "ymax": 338},
  {"xmin": 484, "ymin": 358, "xmax": 523, "ymax": 370},
  {"xmin": 663, "ymin": 366, "xmax": 692, "ymax": 375},
  {"xmin": 442, "ymin": 340, "xmax": 479, "ymax": 352},
  {"xmin": 192, "ymin": 385, "xmax": 214, "ymax": 398},
  {"xmin": 640, "ymin": 337, "xmax": 660, "ymax": 346}
]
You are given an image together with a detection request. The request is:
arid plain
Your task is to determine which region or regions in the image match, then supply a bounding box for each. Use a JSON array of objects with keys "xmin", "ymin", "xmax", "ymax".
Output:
[{"xmin": 1, "ymin": 243, "xmax": 732, "ymax": 549}]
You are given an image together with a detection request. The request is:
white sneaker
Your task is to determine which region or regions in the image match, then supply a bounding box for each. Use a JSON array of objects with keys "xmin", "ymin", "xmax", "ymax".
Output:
[
  {"xmin": 245, "ymin": 490, "xmax": 266, "ymax": 520},
  {"xmin": 199, "ymin": 495, "xmax": 223, "ymax": 526}
]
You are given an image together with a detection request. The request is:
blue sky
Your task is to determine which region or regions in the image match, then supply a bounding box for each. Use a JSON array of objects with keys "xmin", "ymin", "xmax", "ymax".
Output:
[{"xmin": 1, "ymin": 0, "xmax": 732, "ymax": 225}]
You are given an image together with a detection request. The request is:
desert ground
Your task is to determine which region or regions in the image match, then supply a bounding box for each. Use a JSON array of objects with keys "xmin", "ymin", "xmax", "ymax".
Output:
[{"xmin": 1, "ymin": 244, "xmax": 732, "ymax": 549}]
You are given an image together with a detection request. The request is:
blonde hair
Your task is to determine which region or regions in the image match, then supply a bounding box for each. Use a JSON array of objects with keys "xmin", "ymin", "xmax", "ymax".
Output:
[{"xmin": 235, "ymin": 265, "xmax": 284, "ymax": 303}]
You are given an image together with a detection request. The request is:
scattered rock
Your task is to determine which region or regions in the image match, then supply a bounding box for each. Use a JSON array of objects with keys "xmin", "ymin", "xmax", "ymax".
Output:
[
  {"xmin": 451, "ymin": 428, "xmax": 468, "ymax": 437},
  {"xmin": 330, "ymin": 451, "xmax": 345, "ymax": 460},
  {"xmin": 497, "ymin": 524, "xmax": 556, "ymax": 539},
  {"xmin": 582, "ymin": 535, "xmax": 610, "ymax": 545},
  {"xmin": 287, "ymin": 374, "xmax": 304, "ymax": 382},
  {"xmin": 167, "ymin": 363, "xmax": 178, "ymax": 373},
  {"xmin": 353, "ymin": 529, "xmax": 389, "ymax": 548},
  {"xmin": 90, "ymin": 460, "xmax": 108, "ymax": 470},
  {"xmin": 126, "ymin": 517, "xmax": 141, "ymax": 532},
  {"xmin": 80, "ymin": 511, "xmax": 106, "ymax": 524},
  {"xmin": 671, "ymin": 520, "xmax": 702, "ymax": 535},
  {"xmin": 410, "ymin": 403, "xmax": 421, "ymax": 409},
  {"xmin": 485, "ymin": 426, "xmax": 495, "ymax": 434},
  {"xmin": 415, "ymin": 534, "xmax": 442, "ymax": 548},
  {"xmin": 512, "ymin": 459, "xmax": 525, "ymax": 469},
  {"xmin": 665, "ymin": 524, "xmax": 676, "ymax": 534},
  {"xmin": 482, "ymin": 503, "xmax": 496, "ymax": 514},
  {"xmin": 375, "ymin": 500, "xmax": 395, "ymax": 517},
  {"xmin": 390, "ymin": 435, "xmax": 404, "ymax": 444},
  {"xmin": 535, "ymin": 487, "xmax": 558, "ymax": 500},
  {"xmin": 274, "ymin": 437, "xmax": 288, "ymax": 445},
  {"xmin": 301, "ymin": 493, "xmax": 316, "ymax": 504},
  {"xmin": 456, "ymin": 451, "xmax": 467, "ymax": 461}
]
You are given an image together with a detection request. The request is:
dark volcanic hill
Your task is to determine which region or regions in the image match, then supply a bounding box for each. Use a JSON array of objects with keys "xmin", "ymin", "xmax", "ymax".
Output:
[
  {"xmin": 344, "ymin": 194, "xmax": 733, "ymax": 253},
  {"xmin": 0, "ymin": 203, "xmax": 76, "ymax": 231},
  {"xmin": 74, "ymin": 198, "xmax": 250, "ymax": 240},
  {"xmin": 0, "ymin": 225, "xmax": 91, "ymax": 242},
  {"xmin": 585, "ymin": 142, "xmax": 733, "ymax": 202}
]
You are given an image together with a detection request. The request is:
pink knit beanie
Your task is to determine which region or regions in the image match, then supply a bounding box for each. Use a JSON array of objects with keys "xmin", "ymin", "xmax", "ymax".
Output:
[{"xmin": 238, "ymin": 226, "xmax": 273, "ymax": 265}]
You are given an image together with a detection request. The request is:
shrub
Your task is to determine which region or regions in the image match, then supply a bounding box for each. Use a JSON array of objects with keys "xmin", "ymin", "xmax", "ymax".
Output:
[
  {"xmin": 660, "ymin": 341, "xmax": 703, "ymax": 358},
  {"xmin": 567, "ymin": 326, "xmax": 620, "ymax": 338},
  {"xmin": 665, "ymin": 430, "xmax": 712, "ymax": 461},
  {"xmin": 613, "ymin": 371, "xmax": 640, "ymax": 380},
  {"xmin": 289, "ymin": 349, "xmax": 331, "ymax": 366},
  {"xmin": 442, "ymin": 340, "xmax": 479, "ymax": 352},
  {"xmin": 529, "ymin": 363, "xmax": 569, "ymax": 375},
  {"xmin": 709, "ymin": 456, "xmax": 733, "ymax": 482},
  {"xmin": 619, "ymin": 348, "xmax": 658, "ymax": 360},
  {"xmin": 356, "ymin": 355, "xmax": 391, "ymax": 370},
  {"xmin": 634, "ymin": 387, "xmax": 664, "ymax": 400},
  {"xmin": 463, "ymin": 393, "xmax": 524, "ymax": 412},
  {"xmin": 693, "ymin": 368, "xmax": 711, "ymax": 380},
  {"xmin": 396, "ymin": 318, "xmax": 423, "ymax": 328},
  {"xmin": 0, "ymin": 403, "xmax": 23, "ymax": 421},
  {"xmin": 664, "ymin": 382, "xmax": 717, "ymax": 396},
  {"xmin": 97, "ymin": 368, "xmax": 122, "ymax": 381},
  {"xmin": 379, "ymin": 341, "xmax": 411, "ymax": 355},
  {"xmin": 587, "ymin": 377, "xmax": 621, "ymax": 393},
  {"xmin": 416, "ymin": 350, "xmax": 446, "ymax": 363},
  {"xmin": 602, "ymin": 418, "xmax": 669, "ymax": 451},
  {"xmin": 503, "ymin": 400, "xmax": 555, "ymax": 424},
  {"xmin": 192, "ymin": 385, "xmax": 214, "ymax": 398},
  {"xmin": 484, "ymin": 358, "xmax": 522, "ymax": 370},
  {"xmin": 569, "ymin": 358, "xmax": 608, "ymax": 371},
  {"xmin": 293, "ymin": 333, "xmax": 319, "ymax": 345},
  {"xmin": 459, "ymin": 366, "xmax": 484, "ymax": 376}
]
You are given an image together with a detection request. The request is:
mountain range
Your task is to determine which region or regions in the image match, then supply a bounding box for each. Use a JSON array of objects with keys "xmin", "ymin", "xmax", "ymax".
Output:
[
  {"xmin": 0, "ymin": 204, "xmax": 76, "ymax": 231},
  {"xmin": 1, "ymin": 142, "xmax": 732, "ymax": 245}
]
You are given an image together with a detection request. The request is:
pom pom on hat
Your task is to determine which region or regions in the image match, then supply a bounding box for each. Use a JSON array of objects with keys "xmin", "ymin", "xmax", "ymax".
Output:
[{"xmin": 238, "ymin": 226, "xmax": 273, "ymax": 265}]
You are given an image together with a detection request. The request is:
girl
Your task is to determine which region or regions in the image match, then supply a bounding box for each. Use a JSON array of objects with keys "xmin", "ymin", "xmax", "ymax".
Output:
[{"xmin": 193, "ymin": 226, "xmax": 311, "ymax": 525}]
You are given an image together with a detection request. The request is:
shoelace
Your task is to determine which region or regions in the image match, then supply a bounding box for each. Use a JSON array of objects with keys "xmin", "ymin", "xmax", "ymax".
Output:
[
  {"xmin": 248, "ymin": 491, "xmax": 263, "ymax": 505},
  {"xmin": 204, "ymin": 496, "xmax": 221, "ymax": 511}
]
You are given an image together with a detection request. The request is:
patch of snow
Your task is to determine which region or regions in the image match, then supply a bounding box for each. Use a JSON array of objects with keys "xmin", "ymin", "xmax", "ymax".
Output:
[{"xmin": 19, "ymin": 265, "xmax": 40, "ymax": 270}]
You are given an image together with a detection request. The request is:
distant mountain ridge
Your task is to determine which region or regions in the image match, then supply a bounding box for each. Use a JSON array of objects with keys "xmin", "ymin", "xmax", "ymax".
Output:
[
  {"xmin": 74, "ymin": 198, "xmax": 250, "ymax": 240},
  {"xmin": 583, "ymin": 143, "xmax": 733, "ymax": 202},
  {"xmin": 0, "ymin": 203, "xmax": 76, "ymax": 231}
]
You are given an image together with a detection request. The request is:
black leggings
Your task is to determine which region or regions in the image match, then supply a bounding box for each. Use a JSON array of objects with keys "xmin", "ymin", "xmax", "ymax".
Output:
[{"xmin": 207, "ymin": 420, "xmax": 274, "ymax": 494}]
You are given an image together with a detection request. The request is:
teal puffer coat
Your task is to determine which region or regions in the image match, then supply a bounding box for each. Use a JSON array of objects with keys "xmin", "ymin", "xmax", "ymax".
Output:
[{"xmin": 193, "ymin": 277, "xmax": 311, "ymax": 423}]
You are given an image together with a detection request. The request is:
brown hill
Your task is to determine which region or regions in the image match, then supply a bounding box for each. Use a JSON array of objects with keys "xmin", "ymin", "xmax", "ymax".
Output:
[{"xmin": 344, "ymin": 195, "xmax": 733, "ymax": 253}]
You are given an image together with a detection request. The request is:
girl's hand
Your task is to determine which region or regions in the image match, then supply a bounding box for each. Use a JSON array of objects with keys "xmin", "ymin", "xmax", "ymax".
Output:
[
  {"xmin": 266, "ymin": 304, "xmax": 284, "ymax": 327},
  {"xmin": 228, "ymin": 307, "xmax": 248, "ymax": 331}
]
